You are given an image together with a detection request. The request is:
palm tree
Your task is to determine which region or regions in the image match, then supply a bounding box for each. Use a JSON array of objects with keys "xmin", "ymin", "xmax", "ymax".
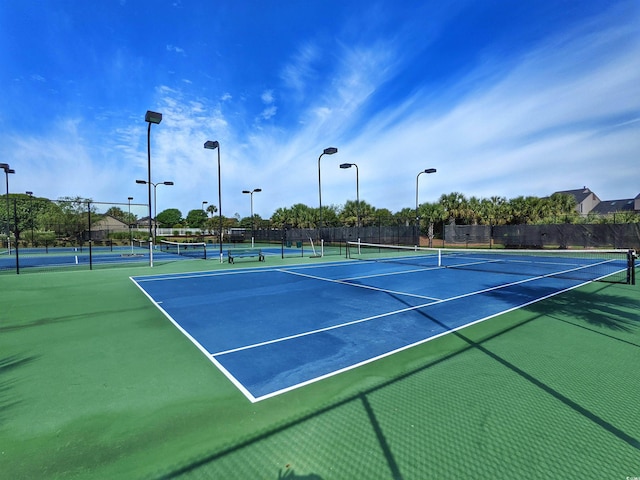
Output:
[
  {"xmin": 206, "ymin": 204, "xmax": 218, "ymax": 217},
  {"xmin": 270, "ymin": 206, "xmax": 290, "ymax": 227},
  {"xmin": 439, "ymin": 192, "xmax": 467, "ymax": 225}
]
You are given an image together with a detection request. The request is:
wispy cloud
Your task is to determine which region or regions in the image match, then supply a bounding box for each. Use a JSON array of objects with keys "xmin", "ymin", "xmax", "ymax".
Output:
[
  {"xmin": 166, "ymin": 44, "xmax": 185, "ymax": 54},
  {"xmin": 261, "ymin": 90, "xmax": 274, "ymax": 104}
]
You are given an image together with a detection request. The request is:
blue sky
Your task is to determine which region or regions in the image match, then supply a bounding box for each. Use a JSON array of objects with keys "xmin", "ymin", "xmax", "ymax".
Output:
[{"xmin": 1, "ymin": 0, "xmax": 638, "ymax": 219}]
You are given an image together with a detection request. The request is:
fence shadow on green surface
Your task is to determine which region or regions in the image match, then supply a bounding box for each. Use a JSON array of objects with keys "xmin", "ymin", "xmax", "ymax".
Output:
[
  {"xmin": 151, "ymin": 279, "xmax": 640, "ymax": 479},
  {"xmin": 523, "ymin": 282, "xmax": 640, "ymax": 338},
  {"xmin": 0, "ymin": 354, "xmax": 38, "ymax": 427},
  {"xmin": 153, "ymin": 315, "xmax": 541, "ymax": 479}
]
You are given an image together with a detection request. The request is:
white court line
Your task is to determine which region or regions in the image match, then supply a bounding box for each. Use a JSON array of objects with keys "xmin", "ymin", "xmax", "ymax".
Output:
[
  {"xmin": 129, "ymin": 276, "xmax": 258, "ymax": 402},
  {"xmin": 280, "ymin": 268, "xmax": 442, "ymax": 301},
  {"xmin": 212, "ymin": 262, "xmax": 597, "ymax": 358},
  {"xmin": 132, "ymin": 257, "xmax": 625, "ymax": 403}
]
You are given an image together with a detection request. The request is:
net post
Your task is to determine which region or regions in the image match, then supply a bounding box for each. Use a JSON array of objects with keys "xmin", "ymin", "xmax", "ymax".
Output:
[
  {"xmin": 150, "ymin": 240, "xmax": 154, "ymax": 268},
  {"xmin": 438, "ymin": 248, "xmax": 442, "ymax": 267},
  {"xmin": 628, "ymin": 249, "xmax": 636, "ymax": 285}
]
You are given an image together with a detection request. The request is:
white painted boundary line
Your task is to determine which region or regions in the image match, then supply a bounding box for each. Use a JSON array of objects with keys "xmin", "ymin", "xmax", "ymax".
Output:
[
  {"xmin": 130, "ymin": 258, "xmax": 625, "ymax": 403},
  {"xmin": 129, "ymin": 276, "xmax": 258, "ymax": 402}
]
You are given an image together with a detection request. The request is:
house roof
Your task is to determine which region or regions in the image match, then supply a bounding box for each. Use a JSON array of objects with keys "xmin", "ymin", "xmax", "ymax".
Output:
[
  {"xmin": 589, "ymin": 198, "xmax": 636, "ymax": 215},
  {"xmin": 92, "ymin": 214, "xmax": 128, "ymax": 227},
  {"xmin": 553, "ymin": 187, "xmax": 596, "ymax": 204}
]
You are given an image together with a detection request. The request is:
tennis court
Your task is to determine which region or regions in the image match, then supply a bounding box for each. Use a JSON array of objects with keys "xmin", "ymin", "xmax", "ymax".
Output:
[
  {"xmin": 131, "ymin": 244, "xmax": 634, "ymax": 402},
  {"xmin": 0, "ymin": 241, "xmax": 318, "ymax": 272},
  {"xmin": 2, "ymin": 246, "xmax": 638, "ymax": 479}
]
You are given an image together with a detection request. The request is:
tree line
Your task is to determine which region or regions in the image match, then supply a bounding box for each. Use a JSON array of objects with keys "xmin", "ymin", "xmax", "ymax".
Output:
[{"xmin": 1, "ymin": 192, "xmax": 638, "ymax": 246}]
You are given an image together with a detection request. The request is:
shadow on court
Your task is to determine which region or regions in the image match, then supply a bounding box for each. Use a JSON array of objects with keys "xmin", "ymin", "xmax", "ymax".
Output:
[
  {"xmin": 152, "ymin": 279, "xmax": 639, "ymax": 479},
  {"xmin": 152, "ymin": 314, "xmax": 535, "ymax": 479},
  {"xmin": 0, "ymin": 354, "xmax": 37, "ymax": 427},
  {"xmin": 522, "ymin": 281, "xmax": 640, "ymax": 344}
]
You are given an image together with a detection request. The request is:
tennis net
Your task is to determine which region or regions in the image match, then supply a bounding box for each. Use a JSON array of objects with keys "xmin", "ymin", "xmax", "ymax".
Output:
[
  {"xmin": 159, "ymin": 240, "xmax": 207, "ymax": 259},
  {"xmin": 346, "ymin": 242, "xmax": 636, "ymax": 285}
]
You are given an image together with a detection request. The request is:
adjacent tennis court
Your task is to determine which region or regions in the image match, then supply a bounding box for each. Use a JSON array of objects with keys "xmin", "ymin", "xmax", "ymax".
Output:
[{"xmin": 131, "ymin": 244, "xmax": 633, "ymax": 402}]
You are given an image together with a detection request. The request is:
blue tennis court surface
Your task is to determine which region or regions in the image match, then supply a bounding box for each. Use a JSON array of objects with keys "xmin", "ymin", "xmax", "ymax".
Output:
[{"xmin": 131, "ymin": 255, "xmax": 627, "ymax": 402}]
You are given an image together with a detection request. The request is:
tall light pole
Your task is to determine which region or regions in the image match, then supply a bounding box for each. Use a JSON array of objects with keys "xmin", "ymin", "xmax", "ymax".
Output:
[
  {"xmin": 317, "ymin": 147, "xmax": 338, "ymax": 248},
  {"xmin": 26, "ymin": 191, "xmax": 34, "ymax": 246},
  {"xmin": 204, "ymin": 140, "xmax": 223, "ymax": 263},
  {"xmin": 1, "ymin": 163, "xmax": 15, "ymax": 252},
  {"xmin": 144, "ymin": 110, "xmax": 162, "ymax": 263},
  {"xmin": 136, "ymin": 180, "xmax": 173, "ymax": 242},
  {"xmin": 242, "ymin": 188, "xmax": 261, "ymax": 247},
  {"xmin": 415, "ymin": 168, "xmax": 437, "ymax": 248},
  {"xmin": 340, "ymin": 163, "xmax": 359, "ymax": 240},
  {"xmin": 128, "ymin": 196, "xmax": 134, "ymax": 253}
]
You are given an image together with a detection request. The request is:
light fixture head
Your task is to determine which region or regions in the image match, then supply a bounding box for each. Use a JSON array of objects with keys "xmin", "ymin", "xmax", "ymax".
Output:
[
  {"xmin": 323, "ymin": 147, "xmax": 338, "ymax": 155},
  {"xmin": 145, "ymin": 110, "xmax": 163, "ymax": 124},
  {"xmin": 339, "ymin": 163, "xmax": 353, "ymax": 169},
  {"xmin": 135, "ymin": 179, "xmax": 147, "ymax": 184},
  {"xmin": 163, "ymin": 181, "xmax": 174, "ymax": 186},
  {"xmin": 204, "ymin": 140, "xmax": 219, "ymax": 150},
  {"xmin": 425, "ymin": 168, "xmax": 437, "ymax": 174}
]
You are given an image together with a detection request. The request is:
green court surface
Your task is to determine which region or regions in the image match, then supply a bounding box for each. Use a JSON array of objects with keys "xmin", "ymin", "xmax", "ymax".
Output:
[{"xmin": 1, "ymin": 257, "xmax": 638, "ymax": 479}]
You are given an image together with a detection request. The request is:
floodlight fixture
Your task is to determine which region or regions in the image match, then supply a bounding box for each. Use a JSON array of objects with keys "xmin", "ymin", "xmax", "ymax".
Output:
[
  {"xmin": 204, "ymin": 140, "xmax": 223, "ymax": 262},
  {"xmin": 415, "ymin": 168, "xmax": 437, "ymax": 247},
  {"xmin": 317, "ymin": 147, "xmax": 338, "ymax": 249},
  {"xmin": 145, "ymin": 110, "xmax": 163, "ymax": 124}
]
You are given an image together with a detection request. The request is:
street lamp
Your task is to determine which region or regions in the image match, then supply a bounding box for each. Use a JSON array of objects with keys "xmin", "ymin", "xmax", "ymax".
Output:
[
  {"xmin": 242, "ymin": 188, "xmax": 262, "ymax": 247},
  {"xmin": 26, "ymin": 191, "xmax": 34, "ymax": 246},
  {"xmin": 317, "ymin": 147, "xmax": 338, "ymax": 251},
  {"xmin": 204, "ymin": 140, "xmax": 223, "ymax": 263},
  {"xmin": 1, "ymin": 163, "xmax": 15, "ymax": 252},
  {"xmin": 144, "ymin": 110, "xmax": 162, "ymax": 264},
  {"xmin": 415, "ymin": 168, "xmax": 437, "ymax": 248},
  {"xmin": 127, "ymin": 196, "xmax": 134, "ymax": 253},
  {"xmin": 340, "ymin": 163, "xmax": 359, "ymax": 240},
  {"xmin": 136, "ymin": 180, "xmax": 173, "ymax": 242}
]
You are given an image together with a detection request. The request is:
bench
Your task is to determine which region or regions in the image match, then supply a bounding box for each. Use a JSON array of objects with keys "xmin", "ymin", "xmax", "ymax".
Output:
[{"xmin": 227, "ymin": 248, "xmax": 265, "ymax": 264}]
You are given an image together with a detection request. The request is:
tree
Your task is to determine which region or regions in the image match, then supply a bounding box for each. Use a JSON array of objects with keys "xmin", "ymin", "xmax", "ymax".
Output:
[
  {"xmin": 338, "ymin": 200, "xmax": 360, "ymax": 227},
  {"xmin": 156, "ymin": 208, "xmax": 182, "ymax": 227},
  {"xmin": 483, "ymin": 196, "xmax": 508, "ymax": 225},
  {"xmin": 374, "ymin": 208, "xmax": 394, "ymax": 226},
  {"xmin": 289, "ymin": 203, "xmax": 315, "ymax": 228},
  {"xmin": 394, "ymin": 207, "xmax": 415, "ymax": 227},
  {"xmin": 270, "ymin": 207, "xmax": 290, "ymax": 227},
  {"xmin": 547, "ymin": 193, "xmax": 577, "ymax": 223},
  {"xmin": 38, "ymin": 196, "xmax": 95, "ymax": 240},
  {"xmin": 206, "ymin": 204, "xmax": 218, "ymax": 217},
  {"xmin": 103, "ymin": 206, "xmax": 137, "ymax": 226},
  {"xmin": 439, "ymin": 192, "xmax": 467, "ymax": 225},
  {"xmin": 185, "ymin": 209, "xmax": 208, "ymax": 229}
]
